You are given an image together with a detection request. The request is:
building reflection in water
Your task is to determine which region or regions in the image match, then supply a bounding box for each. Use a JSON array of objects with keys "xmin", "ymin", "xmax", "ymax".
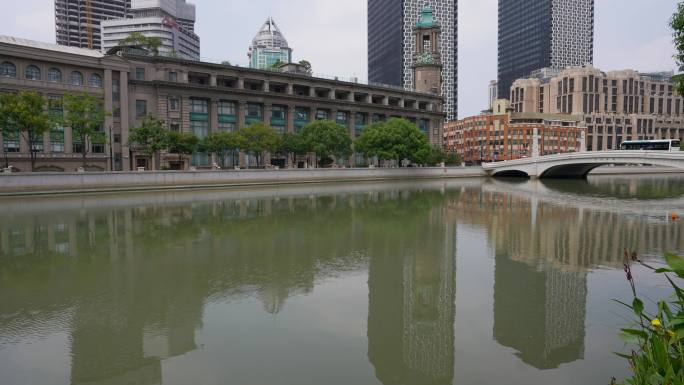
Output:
[
  {"xmin": 366, "ymin": 193, "xmax": 457, "ymax": 385},
  {"xmin": 1, "ymin": 178, "xmax": 684, "ymax": 383},
  {"xmin": 456, "ymin": 180, "xmax": 684, "ymax": 370},
  {"xmin": 0, "ymin": 185, "xmax": 458, "ymax": 385}
]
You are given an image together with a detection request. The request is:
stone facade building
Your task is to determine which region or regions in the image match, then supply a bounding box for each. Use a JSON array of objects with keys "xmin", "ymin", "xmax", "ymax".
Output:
[
  {"xmin": 0, "ymin": 35, "xmax": 443, "ymax": 172},
  {"xmin": 444, "ymin": 100, "xmax": 585, "ymax": 164},
  {"xmin": 509, "ymin": 65, "xmax": 684, "ymax": 151}
]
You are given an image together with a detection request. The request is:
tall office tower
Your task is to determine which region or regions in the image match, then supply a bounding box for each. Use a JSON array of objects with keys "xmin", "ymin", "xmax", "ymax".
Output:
[
  {"xmin": 248, "ymin": 18, "xmax": 293, "ymax": 70},
  {"xmin": 498, "ymin": 0, "xmax": 594, "ymax": 98},
  {"xmin": 101, "ymin": 0, "xmax": 200, "ymax": 60},
  {"xmin": 368, "ymin": 0, "xmax": 458, "ymax": 121},
  {"xmin": 55, "ymin": 0, "xmax": 131, "ymax": 50}
]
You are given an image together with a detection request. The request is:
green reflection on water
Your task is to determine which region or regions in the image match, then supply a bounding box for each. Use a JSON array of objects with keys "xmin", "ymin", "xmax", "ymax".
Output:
[{"xmin": 0, "ymin": 177, "xmax": 683, "ymax": 385}]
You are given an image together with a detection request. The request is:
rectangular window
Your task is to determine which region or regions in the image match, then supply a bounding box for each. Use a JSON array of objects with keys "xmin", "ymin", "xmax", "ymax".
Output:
[
  {"xmin": 218, "ymin": 101, "xmax": 236, "ymax": 115},
  {"xmin": 169, "ymin": 98, "xmax": 179, "ymax": 111},
  {"xmin": 569, "ymin": 78, "xmax": 574, "ymax": 93},
  {"xmin": 190, "ymin": 120, "xmax": 209, "ymax": 139},
  {"xmin": 218, "ymin": 122, "xmax": 236, "ymax": 132},
  {"xmin": 112, "ymin": 79, "xmax": 120, "ymax": 102},
  {"xmin": 168, "ymin": 72, "xmax": 177, "ymax": 82},
  {"xmin": 135, "ymin": 100, "xmax": 147, "ymax": 117},
  {"xmin": 191, "ymin": 99, "xmax": 208, "ymax": 114},
  {"xmin": 50, "ymin": 125, "xmax": 64, "ymax": 153},
  {"xmin": 169, "ymin": 123, "xmax": 180, "ymax": 132},
  {"xmin": 92, "ymin": 143, "xmax": 105, "ymax": 154},
  {"xmin": 246, "ymin": 103, "xmax": 263, "ymax": 120},
  {"xmin": 315, "ymin": 110, "xmax": 329, "ymax": 120},
  {"xmin": 336, "ymin": 111, "xmax": 348, "ymax": 125},
  {"xmin": 135, "ymin": 67, "xmax": 145, "ymax": 81}
]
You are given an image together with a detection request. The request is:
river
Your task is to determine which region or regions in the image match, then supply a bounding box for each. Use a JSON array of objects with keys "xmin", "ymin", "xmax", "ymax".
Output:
[{"xmin": 1, "ymin": 175, "xmax": 683, "ymax": 385}]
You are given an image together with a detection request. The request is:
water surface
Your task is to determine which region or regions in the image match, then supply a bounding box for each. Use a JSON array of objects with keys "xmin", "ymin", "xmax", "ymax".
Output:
[{"xmin": 1, "ymin": 176, "xmax": 683, "ymax": 385}]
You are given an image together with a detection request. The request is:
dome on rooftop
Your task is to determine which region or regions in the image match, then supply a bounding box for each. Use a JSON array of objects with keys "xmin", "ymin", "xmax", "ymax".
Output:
[{"xmin": 251, "ymin": 17, "xmax": 289, "ymax": 49}]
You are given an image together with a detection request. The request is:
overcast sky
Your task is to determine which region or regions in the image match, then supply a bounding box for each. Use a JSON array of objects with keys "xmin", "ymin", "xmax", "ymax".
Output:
[{"xmin": 0, "ymin": 0, "xmax": 680, "ymax": 118}]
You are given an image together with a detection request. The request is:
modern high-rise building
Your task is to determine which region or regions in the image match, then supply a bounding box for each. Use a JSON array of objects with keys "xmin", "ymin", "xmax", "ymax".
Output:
[
  {"xmin": 101, "ymin": 0, "xmax": 199, "ymax": 60},
  {"xmin": 55, "ymin": 0, "xmax": 131, "ymax": 50},
  {"xmin": 248, "ymin": 18, "xmax": 293, "ymax": 70},
  {"xmin": 498, "ymin": 0, "xmax": 594, "ymax": 98},
  {"xmin": 368, "ymin": 0, "xmax": 458, "ymax": 121}
]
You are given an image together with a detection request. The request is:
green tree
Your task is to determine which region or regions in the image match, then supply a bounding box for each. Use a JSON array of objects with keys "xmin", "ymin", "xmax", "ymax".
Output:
[
  {"xmin": 237, "ymin": 123, "xmax": 280, "ymax": 167},
  {"xmin": 220, "ymin": 60, "xmax": 232, "ymax": 66},
  {"xmin": 60, "ymin": 92, "xmax": 107, "ymax": 169},
  {"xmin": 299, "ymin": 120, "xmax": 352, "ymax": 167},
  {"xmin": 201, "ymin": 131, "xmax": 244, "ymax": 168},
  {"xmin": 422, "ymin": 146, "xmax": 447, "ymax": 166},
  {"xmin": 167, "ymin": 131, "xmax": 199, "ymax": 168},
  {"xmin": 0, "ymin": 91, "xmax": 54, "ymax": 171},
  {"xmin": 277, "ymin": 132, "xmax": 308, "ymax": 168},
  {"xmin": 119, "ymin": 32, "xmax": 161, "ymax": 56},
  {"xmin": 445, "ymin": 151, "xmax": 462, "ymax": 166},
  {"xmin": 298, "ymin": 60, "xmax": 312, "ymax": 74},
  {"xmin": 354, "ymin": 118, "xmax": 431, "ymax": 166},
  {"xmin": 128, "ymin": 116, "xmax": 169, "ymax": 170}
]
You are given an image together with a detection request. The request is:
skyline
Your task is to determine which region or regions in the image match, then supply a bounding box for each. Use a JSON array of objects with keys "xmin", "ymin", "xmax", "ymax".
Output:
[{"xmin": 0, "ymin": 0, "xmax": 679, "ymax": 118}]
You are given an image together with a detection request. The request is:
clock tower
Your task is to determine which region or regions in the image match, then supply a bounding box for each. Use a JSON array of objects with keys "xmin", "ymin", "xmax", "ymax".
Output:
[{"xmin": 412, "ymin": 6, "xmax": 443, "ymax": 95}]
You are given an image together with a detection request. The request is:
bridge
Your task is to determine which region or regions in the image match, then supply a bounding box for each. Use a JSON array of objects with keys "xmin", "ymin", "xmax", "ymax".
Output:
[{"xmin": 482, "ymin": 151, "xmax": 684, "ymax": 179}]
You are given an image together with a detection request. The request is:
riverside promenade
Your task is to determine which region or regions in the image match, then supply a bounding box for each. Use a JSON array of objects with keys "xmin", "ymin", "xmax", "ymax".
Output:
[
  {"xmin": 1, "ymin": 165, "xmax": 682, "ymax": 196},
  {"xmin": 0, "ymin": 167, "xmax": 486, "ymax": 196}
]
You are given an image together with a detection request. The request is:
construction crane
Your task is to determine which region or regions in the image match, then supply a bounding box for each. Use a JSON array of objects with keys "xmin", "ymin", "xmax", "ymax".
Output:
[{"xmin": 84, "ymin": 0, "xmax": 93, "ymax": 49}]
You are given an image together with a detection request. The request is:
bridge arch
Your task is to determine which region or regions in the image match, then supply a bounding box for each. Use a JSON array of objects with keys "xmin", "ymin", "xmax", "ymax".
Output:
[
  {"xmin": 538, "ymin": 163, "xmax": 604, "ymax": 179},
  {"xmin": 492, "ymin": 170, "xmax": 530, "ymax": 178},
  {"xmin": 484, "ymin": 151, "xmax": 684, "ymax": 179}
]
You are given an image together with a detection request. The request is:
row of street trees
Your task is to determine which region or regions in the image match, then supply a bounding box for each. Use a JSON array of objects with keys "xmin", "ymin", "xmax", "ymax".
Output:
[
  {"xmin": 129, "ymin": 116, "xmax": 455, "ymax": 170},
  {"xmin": 0, "ymin": 90, "xmax": 456, "ymax": 172},
  {"xmin": 0, "ymin": 91, "xmax": 106, "ymax": 171}
]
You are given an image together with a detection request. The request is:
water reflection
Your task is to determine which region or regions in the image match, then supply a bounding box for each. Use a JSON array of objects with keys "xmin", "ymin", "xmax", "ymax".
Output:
[{"xmin": 0, "ymin": 177, "xmax": 684, "ymax": 384}]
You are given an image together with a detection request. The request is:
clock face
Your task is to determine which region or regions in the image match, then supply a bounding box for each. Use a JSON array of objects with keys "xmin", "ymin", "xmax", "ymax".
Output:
[{"xmin": 416, "ymin": 52, "xmax": 435, "ymax": 65}]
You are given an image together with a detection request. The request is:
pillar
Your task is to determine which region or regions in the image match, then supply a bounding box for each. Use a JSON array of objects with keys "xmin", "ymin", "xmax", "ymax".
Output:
[
  {"xmin": 210, "ymin": 73, "xmax": 217, "ymax": 87},
  {"xmin": 286, "ymin": 83, "xmax": 294, "ymax": 95},
  {"xmin": 309, "ymin": 87, "xmax": 316, "ymax": 97},
  {"xmin": 120, "ymin": 70, "xmax": 131, "ymax": 171},
  {"xmin": 210, "ymin": 99, "xmax": 219, "ymax": 133},
  {"xmin": 287, "ymin": 105, "xmax": 296, "ymax": 134},
  {"xmin": 237, "ymin": 78, "xmax": 245, "ymax": 89},
  {"xmin": 263, "ymin": 80, "xmax": 270, "ymax": 92},
  {"xmin": 264, "ymin": 103, "xmax": 272, "ymax": 125},
  {"xmin": 532, "ymin": 127, "xmax": 540, "ymax": 158},
  {"xmin": 104, "ymin": 69, "xmax": 114, "ymax": 171},
  {"xmin": 238, "ymin": 101, "xmax": 246, "ymax": 129}
]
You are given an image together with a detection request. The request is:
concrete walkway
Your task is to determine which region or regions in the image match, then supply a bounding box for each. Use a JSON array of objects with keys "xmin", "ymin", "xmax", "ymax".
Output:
[{"xmin": 0, "ymin": 167, "xmax": 486, "ymax": 196}]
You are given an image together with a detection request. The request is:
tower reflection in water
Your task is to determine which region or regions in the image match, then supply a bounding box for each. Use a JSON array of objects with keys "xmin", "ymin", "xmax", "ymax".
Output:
[{"xmin": 366, "ymin": 191, "xmax": 457, "ymax": 385}]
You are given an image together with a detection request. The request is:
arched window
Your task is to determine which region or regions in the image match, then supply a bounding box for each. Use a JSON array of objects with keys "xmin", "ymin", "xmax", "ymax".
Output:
[
  {"xmin": 89, "ymin": 73, "xmax": 102, "ymax": 88},
  {"xmin": 70, "ymin": 71, "xmax": 83, "ymax": 86},
  {"xmin": 48, "ymin": 68, "xmax": 62, "ymax": 82},
  {"xmin": 25, "ymin": 65, "xmax": 41, "ymax": 80},
  {"xmin": 0, "ymin": 61, "xmax": 16, "ymax": 78}
]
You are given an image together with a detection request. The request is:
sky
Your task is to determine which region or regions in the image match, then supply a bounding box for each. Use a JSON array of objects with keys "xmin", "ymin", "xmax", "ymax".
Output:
[{"xmin": 0, "ymin": 0, "xmax": 680, "ymax": 118}]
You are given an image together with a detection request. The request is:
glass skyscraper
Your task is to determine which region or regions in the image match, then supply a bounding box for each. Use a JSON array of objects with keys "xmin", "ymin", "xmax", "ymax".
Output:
[
  {"xmin": 498, "ymin": 0, "xmax": 594, "ymax": 98},
  {"xmin": 249, "ymin": 18, "xmax": 292, "ymax": 70},
  {"xmin": 55, "ymin": 0, "xmax": 131, "ymax": 50},
  {"xmin": 368, "ymin": 0, "xmax": 458, "ymax": 121}
]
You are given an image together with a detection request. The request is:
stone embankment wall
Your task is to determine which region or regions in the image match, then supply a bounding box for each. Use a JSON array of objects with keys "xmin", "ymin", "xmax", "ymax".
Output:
[{"xmin": 0, "ymin": 167, "xmax": 486, "ymax": 195}]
